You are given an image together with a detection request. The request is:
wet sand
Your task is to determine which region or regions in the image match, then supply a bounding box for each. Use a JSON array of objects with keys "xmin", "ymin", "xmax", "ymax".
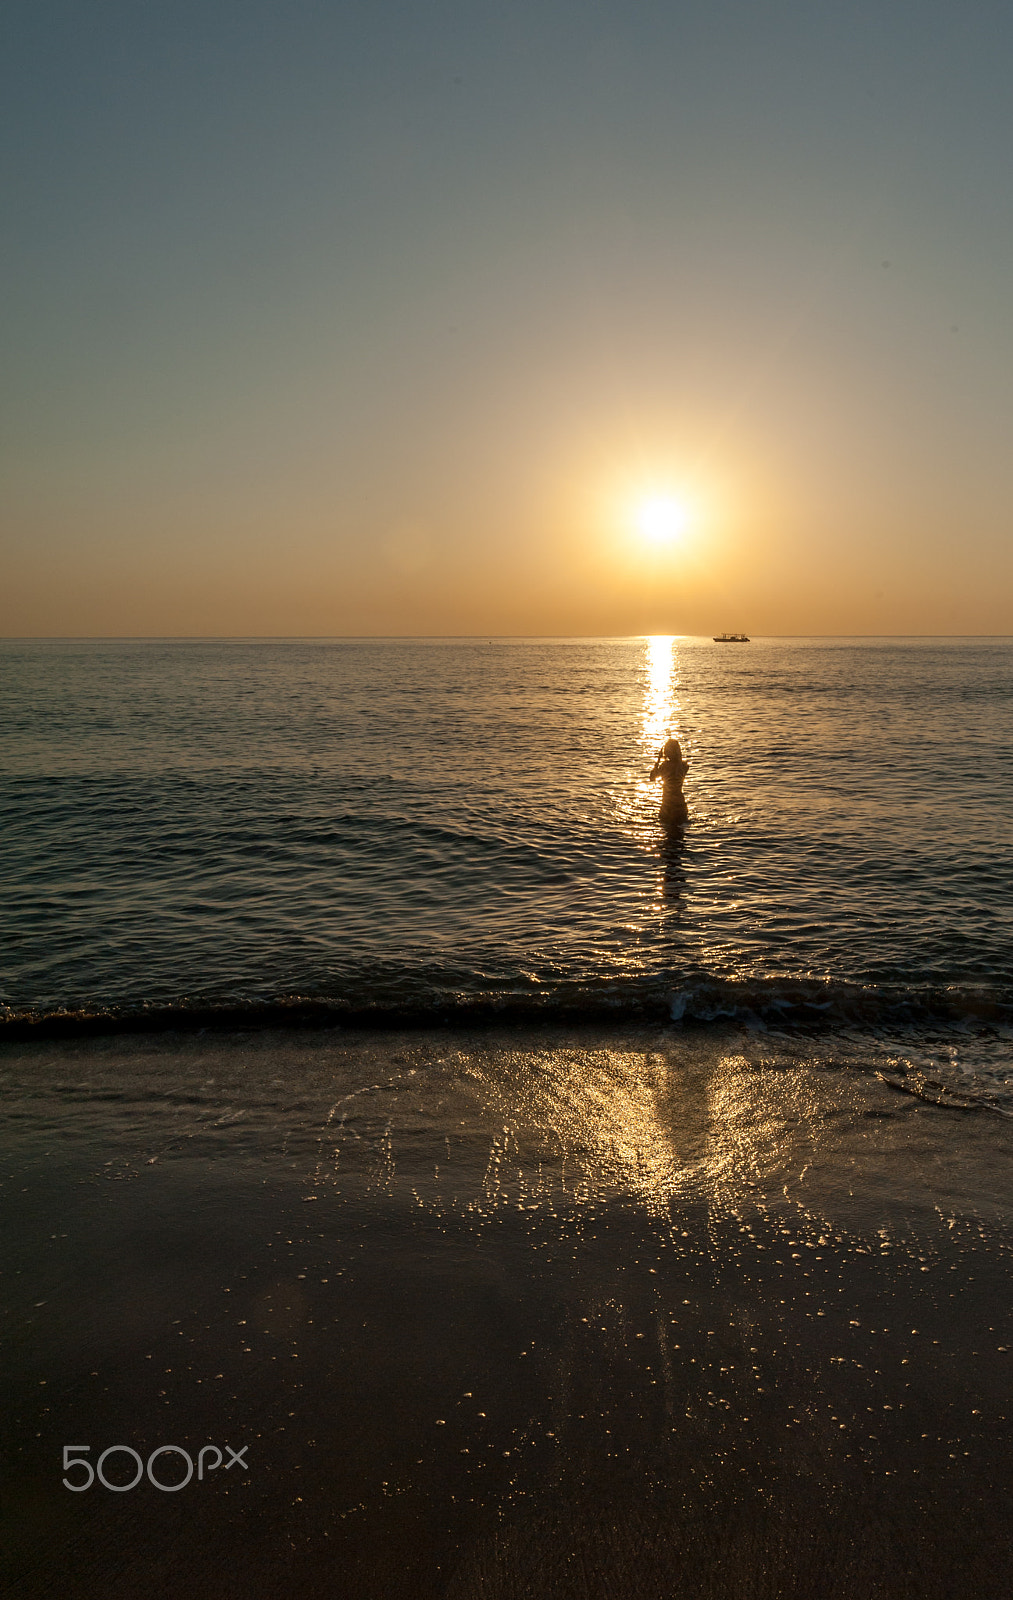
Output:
[{"xmin": 2, "ymin": 1025, "xmax": 1012, "ymax": 1598}]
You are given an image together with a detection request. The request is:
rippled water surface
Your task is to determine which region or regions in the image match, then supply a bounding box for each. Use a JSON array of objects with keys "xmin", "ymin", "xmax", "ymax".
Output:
[{"xmin": 2, "ymin": 637, "xmax": 1011, "ymax": 1034}]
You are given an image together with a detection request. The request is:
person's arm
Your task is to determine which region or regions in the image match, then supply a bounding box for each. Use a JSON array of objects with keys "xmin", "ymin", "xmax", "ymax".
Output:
[{"xmin": 649, "ymin": 758, "xmax": 664, "ymax": 780}]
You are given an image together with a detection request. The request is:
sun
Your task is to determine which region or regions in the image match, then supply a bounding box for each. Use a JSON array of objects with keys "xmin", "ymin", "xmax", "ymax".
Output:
[{"xmin": 635, "ymin": 494, "xmax": 692, "ymax": 546}]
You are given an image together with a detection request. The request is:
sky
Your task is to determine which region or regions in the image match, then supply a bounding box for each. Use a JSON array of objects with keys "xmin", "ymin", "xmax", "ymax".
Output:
[{"xmin": 3, "ymin": 0, "xmax": 1012, "ymax": 636}]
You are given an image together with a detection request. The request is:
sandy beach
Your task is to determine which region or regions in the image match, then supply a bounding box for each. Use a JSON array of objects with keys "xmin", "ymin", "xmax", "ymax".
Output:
[{"xmin": 2, "ymin": 1024, "xmax": 1011, "ymax": 1597}]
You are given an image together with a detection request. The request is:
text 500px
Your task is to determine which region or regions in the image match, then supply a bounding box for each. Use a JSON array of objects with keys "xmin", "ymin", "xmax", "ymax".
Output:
[{"xmin": 62, "ymin": 1444, "xmax": 249, "ymax": 1491}]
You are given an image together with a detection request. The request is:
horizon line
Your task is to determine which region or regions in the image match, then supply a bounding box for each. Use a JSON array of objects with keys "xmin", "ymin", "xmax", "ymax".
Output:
[{"xmin": 2, "ymin": 632, "xmax": 1011, "ymax": 643}]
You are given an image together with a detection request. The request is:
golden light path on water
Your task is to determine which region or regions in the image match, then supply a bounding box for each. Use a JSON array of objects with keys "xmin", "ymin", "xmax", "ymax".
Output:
[
  {"xmin": 632, "ymin": 635, "xmax": 683, "ymax": 823},
  {"xmin": 641, "ymin": 635, "xmax": 682, "ymax": 756}
]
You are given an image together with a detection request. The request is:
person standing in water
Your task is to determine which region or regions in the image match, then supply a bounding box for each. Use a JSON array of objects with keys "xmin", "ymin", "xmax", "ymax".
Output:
[{"xmin": 650, "ymin": 737, "xmax": 689, "ymax": 826}]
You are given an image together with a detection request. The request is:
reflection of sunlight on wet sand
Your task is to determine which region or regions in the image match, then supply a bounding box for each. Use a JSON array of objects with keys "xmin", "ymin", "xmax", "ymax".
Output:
[
  {"xmin": 468, "ymin": 1045, "xmax": 697, "ymax": 1217},
  {"xmin": 307, "ymin": 1036, "xmax": 866, "ymax": 1231},
  {"xmin": 703, "ymin": 1054, "xmax": 800, "ymax": 1197},
  {"xmin": 454, "ymin": 1040, "xmax": 873, "ymax": 1235},
  {"xmin": 269, "ymin": 1031, "xmax": 1010, "ymax": 1253}
]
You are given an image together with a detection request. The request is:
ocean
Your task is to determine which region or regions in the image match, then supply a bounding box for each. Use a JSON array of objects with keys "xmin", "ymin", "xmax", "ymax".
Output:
[
  {"xmin": 3, "ymin": 637, "xmax": 1013, "ymax": 1598},
  {"xmin": 3, "ymin": 635, "xmax": 1011, "ymax": 1102}
]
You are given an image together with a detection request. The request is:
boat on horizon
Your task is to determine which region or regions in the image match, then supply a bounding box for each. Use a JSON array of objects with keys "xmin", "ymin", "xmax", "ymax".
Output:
[{"xmin": 713, "ymin": 632, "xmax": 750, "ymax": 643}]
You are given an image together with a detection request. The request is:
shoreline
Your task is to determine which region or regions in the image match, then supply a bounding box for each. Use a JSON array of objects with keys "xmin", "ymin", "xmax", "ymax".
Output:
[
  {"xmin": 4, "ymin": 1024, "xmax": 1012, "ymax": 1597},
  {"xmin": 3, "ymin": 976, "xmax": 1011, "ymax": 1044}
]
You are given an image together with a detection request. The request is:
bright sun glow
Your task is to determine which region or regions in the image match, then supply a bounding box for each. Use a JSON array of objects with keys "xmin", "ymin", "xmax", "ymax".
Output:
[{"xmin": 635, "ymin": 495, "xmax": 692, "ymax": 545}]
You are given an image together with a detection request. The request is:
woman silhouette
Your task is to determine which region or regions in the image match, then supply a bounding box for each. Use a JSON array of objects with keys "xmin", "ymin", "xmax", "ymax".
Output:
[{"xmin": 649, "ymin": 737, "xmax": 689, "ymax": 827}]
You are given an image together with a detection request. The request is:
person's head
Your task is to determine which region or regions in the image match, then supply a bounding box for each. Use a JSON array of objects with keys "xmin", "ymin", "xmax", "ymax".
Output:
[{"xmin": 663, "ymin": 738, "xmax": 682, "ymax": 759}]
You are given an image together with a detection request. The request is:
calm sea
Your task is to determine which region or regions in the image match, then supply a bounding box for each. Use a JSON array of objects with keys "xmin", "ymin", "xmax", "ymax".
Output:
[{"xmin": 2, "ymin": 636, "xmax": 1011, "ymax": 1104}]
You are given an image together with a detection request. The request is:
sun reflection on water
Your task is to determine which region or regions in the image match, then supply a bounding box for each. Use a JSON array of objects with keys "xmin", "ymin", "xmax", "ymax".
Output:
[
  {"xmin": 642, "ymin": 636, "xmax": 681, "ymax": 758},
  {"xmin": 628, "ymin": 635, "xmax": 684, "ymax": 827},
  {"xmin": 610, "ymin": 633, "xmax": 692, "ymax": 874}
]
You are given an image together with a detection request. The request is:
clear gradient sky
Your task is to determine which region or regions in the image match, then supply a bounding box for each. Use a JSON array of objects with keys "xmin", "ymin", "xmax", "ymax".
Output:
[{"xmin": 3, "ymin": 0, "xmax": 1012, "ymax": 636}]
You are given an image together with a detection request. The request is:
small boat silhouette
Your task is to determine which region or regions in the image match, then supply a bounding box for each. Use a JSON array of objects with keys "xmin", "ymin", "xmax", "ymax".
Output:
[{"xmin": 713, "ymin": 632, "xmax": 750, "ymax": 643}]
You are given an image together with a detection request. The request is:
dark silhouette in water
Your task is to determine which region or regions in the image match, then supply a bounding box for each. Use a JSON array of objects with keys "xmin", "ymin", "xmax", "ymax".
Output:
[
  {"xmin": 649, "ymin": 737, "xmax": 689, "ymax": 827},
  {"xmin": 657, "ymin": 824, "xmax": 688, "ymax": 916}
]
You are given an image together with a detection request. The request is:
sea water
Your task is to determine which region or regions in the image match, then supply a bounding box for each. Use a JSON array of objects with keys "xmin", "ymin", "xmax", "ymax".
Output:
[{"xmin": 2, "ymin": 635, "xmax": 1011, "ymax": 1105}]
